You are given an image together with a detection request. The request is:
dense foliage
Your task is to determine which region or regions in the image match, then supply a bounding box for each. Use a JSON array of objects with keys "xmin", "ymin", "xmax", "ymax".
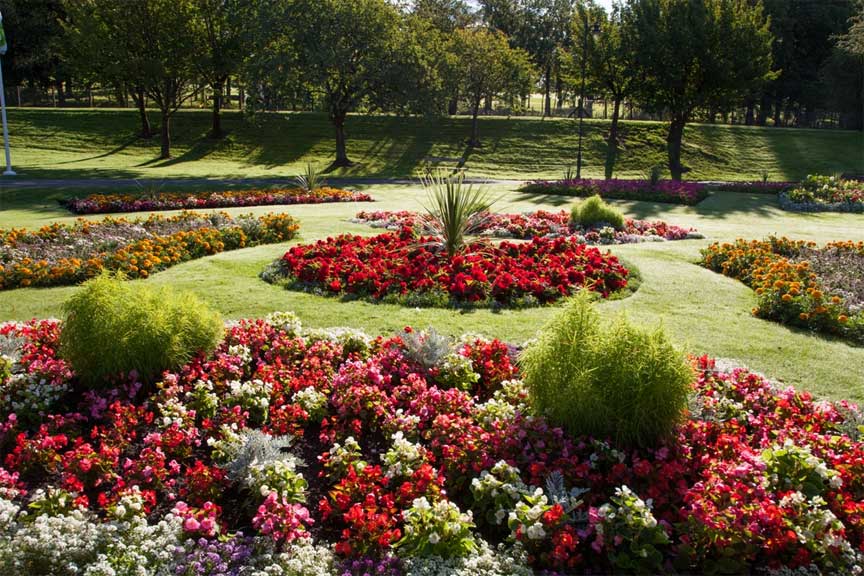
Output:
[
  {"xmin": 700, "ymin": 237, "xmax": 864, "ymax": 344},
  {"xmin": 0, "ymin": 315, "xmax": 863, "ymax": 573},
  {"xmin": 352, "ymin": 209, "xmax": 698, "ymax": 243},
  {"xmin": 263, "ymin": 229, "xmax": 629, "ymax": 308},
  {"xmin": 518, "ymin": 178, "xmax": 708, "ymax": 205},
  {"xmin": 63, "ymin": 187, "xmax": 373, "ymax": 215},
  {"xmin": 0, "ymin": 211, "xmax": 299, "ymax": 290},
  {"xmin": 59, "ymin": 275, "xmax": 224, "ymax": 387},
  {"xmin": 521, "ymin": 295, "xmax": 693, "ymax": 446}
]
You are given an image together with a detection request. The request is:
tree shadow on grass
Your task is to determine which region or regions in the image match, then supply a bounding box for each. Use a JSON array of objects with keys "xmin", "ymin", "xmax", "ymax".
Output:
[{"xmin": 53, "ymin": 136, "xmax": 141, "ymax": 165}]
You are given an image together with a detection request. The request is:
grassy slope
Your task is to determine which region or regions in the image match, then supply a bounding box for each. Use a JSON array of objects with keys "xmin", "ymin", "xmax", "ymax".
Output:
[
  {"xmin": 0, "ymin": 184, "xmax": 862, "ymax": 401},
  {"xmin": 5, "ymin": 108, "xmax": 864, "ymax": 181}
]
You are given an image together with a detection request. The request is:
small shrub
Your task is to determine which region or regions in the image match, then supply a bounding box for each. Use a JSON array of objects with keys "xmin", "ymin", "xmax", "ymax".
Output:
[
  {"xmin": 60, "ymin": 274, "xmax": 223, "ymax": 387},
  {"xmin": 520, "ymin": 293, "xmax": 693, "ymax": 446},
  {"xmin": 649, "ymin": 165, "xmax": 664, "ymax": 186},
  {"xmin": 570, "ymin": 195, "xmax": 625, "ymax": 230},
  {"xmin": 294, "ymin": 163, "xmax": 327, "ymax": 192},
  {"xmin": 421, "ymin": 170, "xmax": 496, "ymax": 258}
]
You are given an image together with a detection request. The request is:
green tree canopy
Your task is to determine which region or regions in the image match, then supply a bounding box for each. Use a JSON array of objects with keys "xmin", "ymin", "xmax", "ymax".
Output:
[
  {"xmin": 449, "ymin": 27, "xmax": 534, "ymax": 146},
  {"xmin": 626, "ymin": 0, "xmax": 775, "ymax": 180}
]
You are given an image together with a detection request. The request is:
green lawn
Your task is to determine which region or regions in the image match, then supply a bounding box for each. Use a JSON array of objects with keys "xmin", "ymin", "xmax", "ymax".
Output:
[
  {"xmin": 4, "ymin": 108, "xmax": 863, "ymax": 181},
  {"xmin": 0, "ymin": 183, "xmax": 863, "ymax": 401}
]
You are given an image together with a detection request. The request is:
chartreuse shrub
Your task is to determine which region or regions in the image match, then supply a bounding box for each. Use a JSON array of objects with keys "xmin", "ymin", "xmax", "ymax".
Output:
[
  {"xmin": 521, "ymin": 293, "xmax": 693, "ymax": 446},
  {"xmin": 570, "ymin": 195, "xmax": 625, "ymax": 230},
  {"xmin": 60, "ymin": 273, "xmax": 223, "ymax": 387}
]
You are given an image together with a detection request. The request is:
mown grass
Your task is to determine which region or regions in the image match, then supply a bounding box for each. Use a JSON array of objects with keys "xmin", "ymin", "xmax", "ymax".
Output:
[
  {"xmin": 4, "ymin": 108, "xmax": 864, "ymax": 181},
  {"xmin": 1, "ymin": 183, "xmax": 863, "ymax": 401}
]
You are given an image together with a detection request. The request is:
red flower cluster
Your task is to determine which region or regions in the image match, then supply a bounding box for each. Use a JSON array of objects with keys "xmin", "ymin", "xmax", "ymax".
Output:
[{"xmin": 271, "ymin": 229, "xmax": 629, "ymax": 306}]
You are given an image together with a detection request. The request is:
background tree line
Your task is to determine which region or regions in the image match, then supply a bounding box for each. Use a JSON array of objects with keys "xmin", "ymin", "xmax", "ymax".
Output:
[{"xmin": 0, "ymin": 0, "xmax": 861, "ymax": 178}]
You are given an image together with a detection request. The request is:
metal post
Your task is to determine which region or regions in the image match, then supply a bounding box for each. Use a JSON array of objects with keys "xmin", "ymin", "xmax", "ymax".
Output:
[
  {"xmin": 576, "ymin": 16, "xmax": 589, "ymax": 180},
  {"xmin": 0, "ymin": 58, "xmax": 14, "ymax": 176}
]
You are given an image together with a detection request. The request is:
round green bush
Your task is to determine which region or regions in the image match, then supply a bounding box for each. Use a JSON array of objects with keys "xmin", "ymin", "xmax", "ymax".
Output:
[
  {"xmin": 60, "ymin": 274, "xmax": 224, "ymax": 387},
  {"xmin": 570, "ymin": 195, "xmax": 626, "ymax": 230},
  {"xmin": 521, "ymin": 293, "xmax": 693, "ymax": 446}
]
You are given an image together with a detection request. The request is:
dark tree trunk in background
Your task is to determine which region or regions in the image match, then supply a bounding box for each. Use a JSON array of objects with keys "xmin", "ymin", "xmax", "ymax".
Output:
[
  {"xmin": 469, "ymin": 97, "xmax": 482, "ymax": 147},
  {"xmin": 758, "ymin": 94, "xmax": 770, "ymax": 126},
  {"xmin": 667, "ymin": 116, "xmax": 687, "ymax": 181},
  {"xmin": 226, "ymin": 77, "xmax": 232, "ymax": 108},
  {"xmin": 543, "ymin": 64, "xmax": 552, "ymax": 118},
  {"xmin": 484, "ymin": 95, "xmax": 492, "ymax": 114},
  {"xmin": 555, "ymin": 71, "xmax": 564, "ymax": 111},
  {"xmin": 160, "ymin": 109, "xmax": 171, "ymax": 159},
  {"xmin": 745, "ymin": 101, "xmax": 755, "ymax": 125},
  {"xmin": 329, "ymin": 111, "xmax": 353, "ymax": 169},
  {"xmin": 605, "ymin": 98, "xmax": 622, "ymax": 180},
  {"xmin": 448, "ymin": 95, "xmax": 458, "ymax": 115},
  {"xmin": 65, "ymin": 78, "xmax": 74, "ymax": 99},
  {"xmin": 210, "ymin": 79, "xmax": 224, "ymax": 138},
  {"xmin": 55, "ymin": 80, "xmax": 66, "ymax": 106},
  {"xmin": 132, "ymin": 86, "xmax": 152, "ymax": 138}
]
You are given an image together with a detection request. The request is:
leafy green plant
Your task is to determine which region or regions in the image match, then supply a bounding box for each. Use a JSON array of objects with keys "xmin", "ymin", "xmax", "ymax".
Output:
[
  {"xmin": 420, "ymin": 170, "xmax": 496, "ymax": 258},
  {"xmin": 520, "ymin": 293, "xmax": 693, "ymax": 446},
  {"xmin": 59, "ymin": 273, "xmax": 223, "ymax": 387},
  {"xmin": 570, "ymin": 195, "xmax": 625, "ymax": 230},
  {"xmin": 563, "ymin": 165, "xmax": 576, "ymax": 181},
  {"xmin": 293, "ymin": 162, "xmax": 327, "ymax": 192}
]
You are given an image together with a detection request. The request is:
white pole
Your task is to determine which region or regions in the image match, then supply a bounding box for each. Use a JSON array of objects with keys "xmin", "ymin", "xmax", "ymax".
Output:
[{"xmin": 0, "ymin": 56, "xmax": 13, "ymax": 176}]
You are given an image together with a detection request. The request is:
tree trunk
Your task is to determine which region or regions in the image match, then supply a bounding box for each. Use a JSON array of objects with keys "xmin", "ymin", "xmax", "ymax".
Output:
[
  {"xmin": 469, "ymin": 98, "xmax": 481, "ymax": 147},
  {"xmin": 160, "ymin": 109, "xmax": 171, "ymax": 159},
  {"xmin": 225, "ymin": 76, "xmax": 232, "ymax": 109},
  {"xmin": 745, "ymin": 100, "xmax": 755, "ymax": 126},
  {"xmin": 667, "ymin": 116, "xmax": 687, "ymax": 181},
  {"xmin": 55, "ymin": 80, "xmax": 66, "ymax": 106},
  {"xmin": 543, "ymin": 64, "xmax": 552, "ymax": 118},
  {"xmin": 448, "ymin": 95, "xmax": 458, "ymax": 116},
  {"xmin": 210, "ymin": 79, "xmax": 224, "ymax": 138},
  {"xmin": 484, "ymin": 95, "xmax": 492, "ymax": 114},
  {"xmin": 555, "ymin": 71, "xmax": 563, "ymax": 111},
  {"xmin": 133, "ymin": 86, "xmax": 152, "ymax": 138},
  {"xmin": 605, "ymin": 98, "xmax": 622, "ymax": 180},
  {"xmin": 758, "ymin": 94, "xmax": 770, "ymax": 126},
  {"xmin": 329, "ymin": 112, "xmax": 353, "ymax": 169}
]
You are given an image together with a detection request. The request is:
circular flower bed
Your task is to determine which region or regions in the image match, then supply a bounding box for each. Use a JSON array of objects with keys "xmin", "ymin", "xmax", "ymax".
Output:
[
  {"xmin": 1, "ymin": 317, "xmax": 863, "ymax": 574},
  {"xmin": 352, "ymin": 209, "xmax": 701, "ymax": 243},
  {"xmin": 263, "ymin": 229, "xmax": 630, "ymax": 307}
]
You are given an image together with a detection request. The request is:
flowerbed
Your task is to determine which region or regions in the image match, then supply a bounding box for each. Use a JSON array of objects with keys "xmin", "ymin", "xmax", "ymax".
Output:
[
  {"xmin": 0, "ymin": 211, "xmax": 299, "ymax": 289},
  {"xmin": 518, "ymin": 178, "xmax": 708, "ymax": 205},
  {"xmin": 1, "ymin": 316, "xmax": 863, "ymax": 574},
  {"xmin": 352, "ymin": 209, "xmax": 701, "ymax": 243},
  {"xmin": 700, "ymin": 237, "xmax": 864, "ymax": 344},
  {"xmin": 262, "ymin": 228, "xmax": 630, "ymax": 307},
  {"xmin": 62, "ymin": 187, "xmax": 373, "ymax": 215},
  {"xmin": 780, "ymin": 175, "xmax": 864, "ymax": 213}
]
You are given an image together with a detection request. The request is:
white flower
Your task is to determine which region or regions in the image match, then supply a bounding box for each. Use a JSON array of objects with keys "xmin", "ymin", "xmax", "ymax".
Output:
[
  {"xmin": 428, "ymin": 531, "xmax": 440, "ymax": 545},
  {"xmin": 526, "ymin": 522, "xmax": 546, "ymax": 540}
]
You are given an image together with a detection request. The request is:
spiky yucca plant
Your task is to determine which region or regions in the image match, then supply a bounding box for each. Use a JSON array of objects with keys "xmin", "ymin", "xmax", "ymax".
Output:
[
  {"xmin": 420, "ymin": 171, "xmax": 495, "ymax": 258},
  {"xmin": 294, "ymin": 163, "xmax": 327, "ymax": 192}
]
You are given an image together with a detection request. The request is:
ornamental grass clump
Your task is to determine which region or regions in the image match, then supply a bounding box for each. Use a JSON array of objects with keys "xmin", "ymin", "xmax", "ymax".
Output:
[
  {"xmin": 60, "ymin": 273, "xmax": 223, "ymax": 387},
  {"xmin": 420, "ymin": 171, "xmax": 495, "ymax": 258},
  {"xmin": 521, "ymin": 293, "xmax": 693, "ymax": 446},
  {"xmin": 570, "ymin": 195, "xmax": 625, "ymax": 230}
]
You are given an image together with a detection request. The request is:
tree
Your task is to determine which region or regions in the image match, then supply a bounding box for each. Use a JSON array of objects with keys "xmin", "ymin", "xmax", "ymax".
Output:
[
  {"xmin": 574, "ymin": 0, "xmax": 636, "ymax": 179},
  {"xmin": 63, "ymin": 0, "xmax": 202, "ymax": 155},
  {"xmin": 193, "ymin": 0, "xmax": 248, "ymax": 138},
  {"xmin": 449, "ymin": 27, "xmax": 534, "ymax": 146},
  {"xmin": 62, "ymin": 0, "xmax": 153, "ymax": 137},
  {"xmin": 823, "ymin": 4, "xmax": 864, "ymax": 130},
  {"xmin": 412, "ymin": 0, "xmax": 475, "ymax": 32},
  {"xmin": 281, "ymin": 0, "xmax": 421, "ymax": 169},
  {"xmin": 480, "ymin": 0, "xmax": 573, "ymax": 117},
  {"xmin": 626, "ymin": 0, "xmax": 775, "ymax": 180},
  {"xmin": 131, "ymin": 0, "xmax": 203, "ymax": 158},
  {"xmin": 1, "ymin": 0, "xmax": 70, "ymax": 100}
]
